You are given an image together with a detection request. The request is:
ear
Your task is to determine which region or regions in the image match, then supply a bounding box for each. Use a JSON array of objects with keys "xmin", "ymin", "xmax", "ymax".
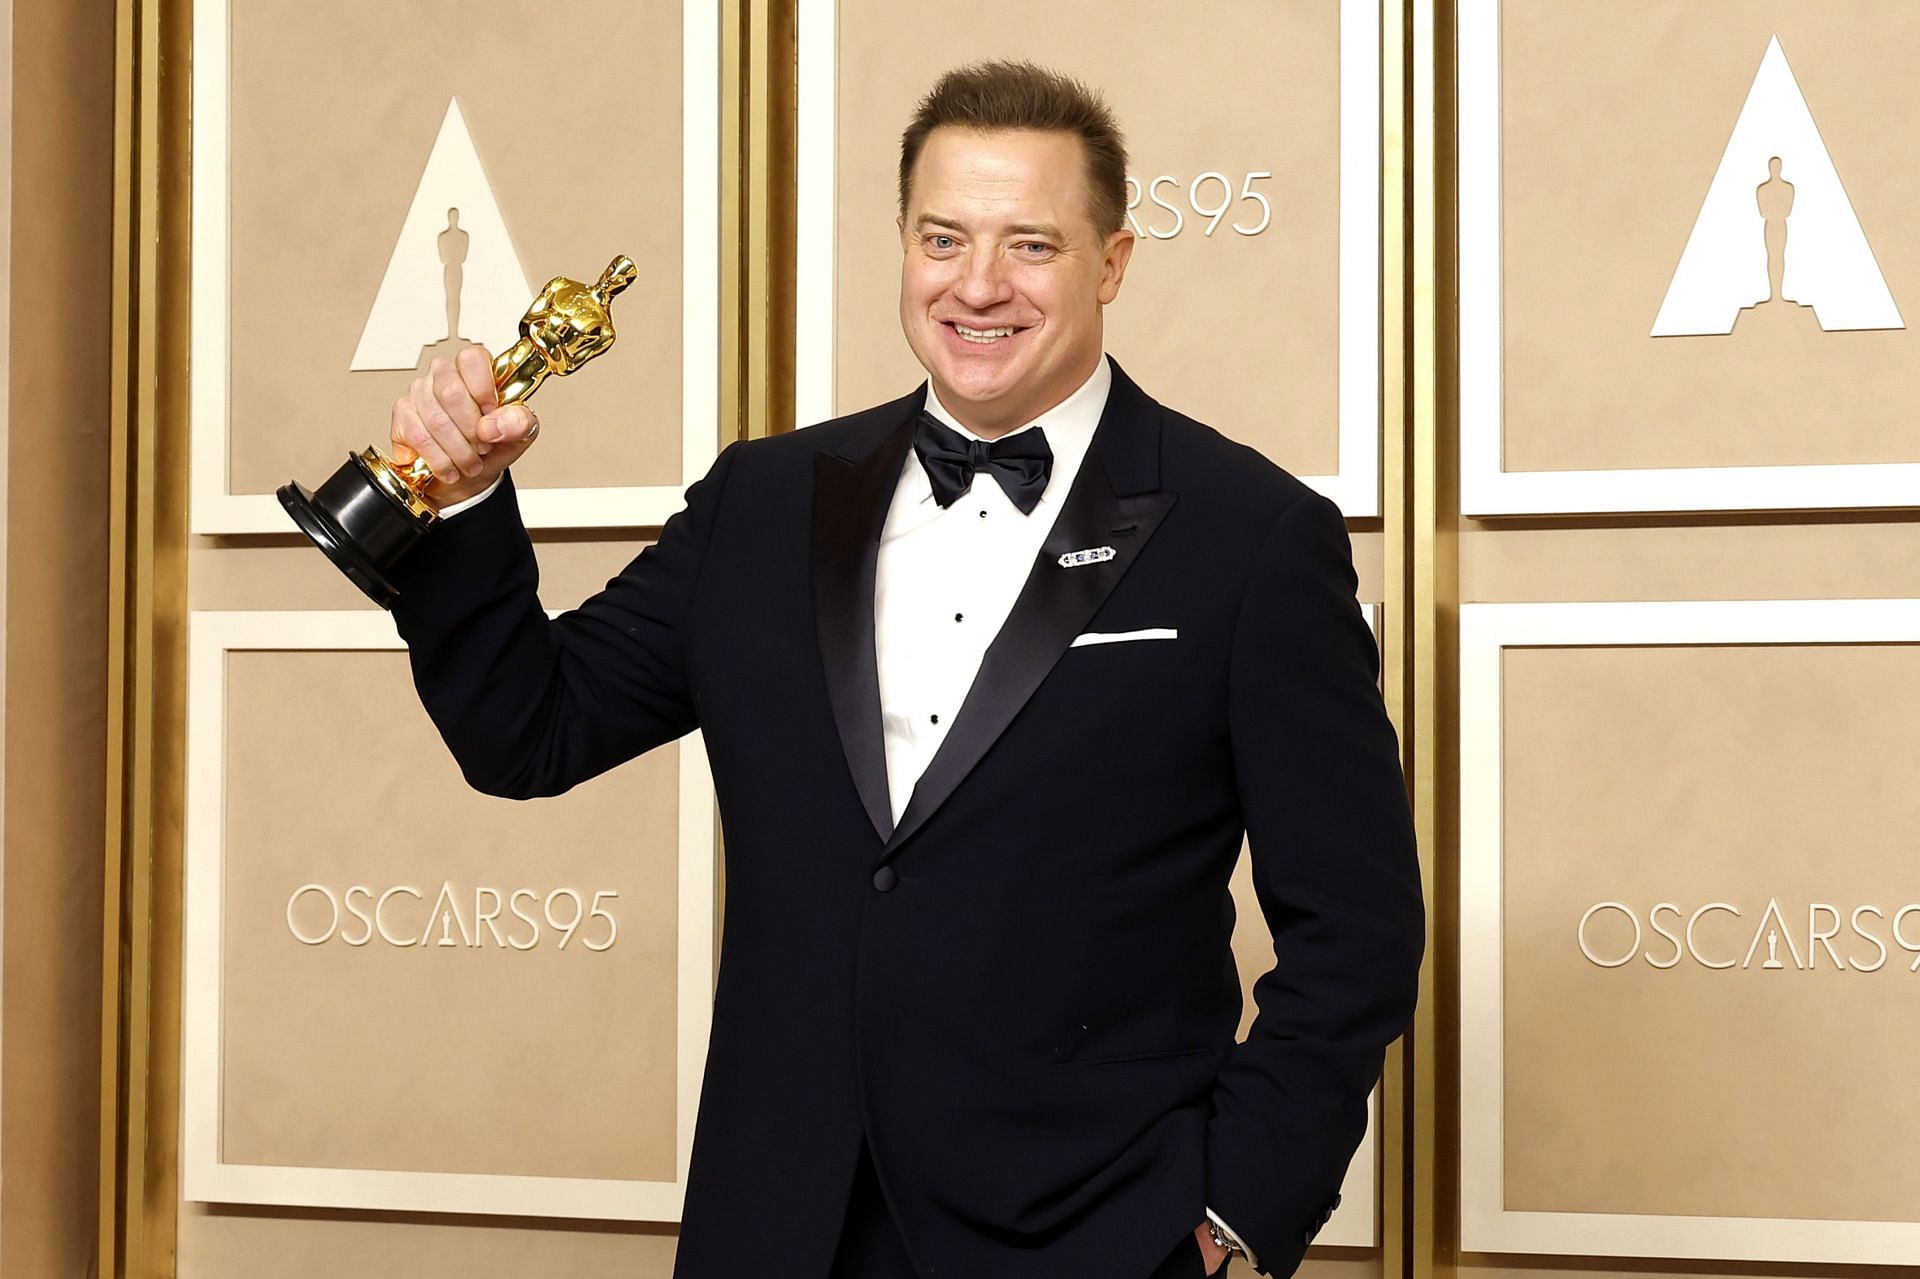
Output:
[
  {"xmin": 897, "ymin": 212, "xmax": 908, "ymax": 248},
  {"xmin": 1097, "ymin": 228, "xmax": 1136, "ymax": 305}
]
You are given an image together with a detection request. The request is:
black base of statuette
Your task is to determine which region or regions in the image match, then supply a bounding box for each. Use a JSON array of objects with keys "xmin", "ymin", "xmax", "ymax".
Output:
[{"xmin": 277, "ymin": 452, "xmax": 429, "ymax": 609}]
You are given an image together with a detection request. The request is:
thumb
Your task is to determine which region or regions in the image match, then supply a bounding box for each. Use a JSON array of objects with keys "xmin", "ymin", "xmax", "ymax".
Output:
[
  {"xmin": 468, "ymin": 405, "xmax": 538, "ymax": 483},
  {"xmin": 479, "ymin": 403, "xmax": 540, "ymax": 447}
]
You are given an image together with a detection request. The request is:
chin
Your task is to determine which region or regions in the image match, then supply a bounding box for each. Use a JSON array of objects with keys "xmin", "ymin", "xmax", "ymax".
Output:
[
  {"xmin": 937, "ymin": 375, "xmax": 1022, "ymax": 420},
  {"xmin": 935, "ymin": 351, "xmax": 1029, "ymax": 396}
]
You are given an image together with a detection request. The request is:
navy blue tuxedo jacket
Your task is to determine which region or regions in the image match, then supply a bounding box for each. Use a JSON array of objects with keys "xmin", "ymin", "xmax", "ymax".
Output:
[{"xmin": 389, "ymin": 362, "xmax": 1423, "ymax": 1278}]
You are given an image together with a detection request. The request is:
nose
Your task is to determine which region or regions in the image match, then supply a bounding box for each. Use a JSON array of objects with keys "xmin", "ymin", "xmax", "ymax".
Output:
[{"xmin": 953, "ymin": 247, "xmax": 1013, "ymax": 311}]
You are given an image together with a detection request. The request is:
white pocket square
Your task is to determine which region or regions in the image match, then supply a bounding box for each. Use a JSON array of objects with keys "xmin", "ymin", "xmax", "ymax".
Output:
[{"xmin": 1069, "ymin": 628, "xmax": 1178, "ymax": 648}]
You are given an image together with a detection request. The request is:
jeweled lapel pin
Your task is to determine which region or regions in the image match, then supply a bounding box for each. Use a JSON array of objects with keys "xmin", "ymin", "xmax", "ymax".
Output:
[{"xmin": 1057, "ymin": 546, "xmax": 1117, "ymax": 568}]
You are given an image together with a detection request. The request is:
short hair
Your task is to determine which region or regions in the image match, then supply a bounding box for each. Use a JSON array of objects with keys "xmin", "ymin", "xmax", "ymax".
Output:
[{"xmin": 898, "ymin": 60, "xmax": 1129, "ymax": 238}]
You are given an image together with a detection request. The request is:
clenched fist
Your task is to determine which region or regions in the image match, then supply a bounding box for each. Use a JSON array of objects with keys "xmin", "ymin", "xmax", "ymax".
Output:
[{"xmin": 389, "ymin": 343, "xmax": 541, "ymax": 507}]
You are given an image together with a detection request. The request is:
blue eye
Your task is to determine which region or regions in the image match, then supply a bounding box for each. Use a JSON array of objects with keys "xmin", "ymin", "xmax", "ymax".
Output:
[{"xmin": 930, "ymin": 235, "xmax": 956, "ymax": 250}]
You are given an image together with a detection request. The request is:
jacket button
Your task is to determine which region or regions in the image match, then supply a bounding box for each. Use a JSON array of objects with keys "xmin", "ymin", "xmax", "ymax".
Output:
[{"xmin": 872, "ymin": 866, "xmax": 898, "ymax": 892}]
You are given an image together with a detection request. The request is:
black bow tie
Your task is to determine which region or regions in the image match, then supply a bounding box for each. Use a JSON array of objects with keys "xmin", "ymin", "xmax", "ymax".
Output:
[{"xmin": 911, "ymin": 412, "xmax": 1054, "ymax": 515}]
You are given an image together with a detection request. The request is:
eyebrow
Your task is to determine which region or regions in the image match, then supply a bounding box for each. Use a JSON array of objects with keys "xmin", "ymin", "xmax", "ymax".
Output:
[{"xmin": 915, "ymin": 214, "xmax": 1066, "ymax": 241}]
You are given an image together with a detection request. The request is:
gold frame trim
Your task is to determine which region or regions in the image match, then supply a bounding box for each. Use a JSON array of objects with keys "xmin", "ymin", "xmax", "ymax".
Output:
[
  {"xmin": 101, "ymin": 0, "xmax": 191, "ymax": 1273},
  {"xmin": 1380, "ymin": 1, "xmax": 1415, "ymax": 1276},
  {"xmin": 1409, "ymin": 0, "xmax": 1457, "ymax": 1276}
]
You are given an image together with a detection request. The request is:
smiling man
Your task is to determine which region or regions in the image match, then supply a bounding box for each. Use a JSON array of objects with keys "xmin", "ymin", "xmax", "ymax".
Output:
[
  {"xmin": 383, "ymin": 61, "xmax": 1422, "ymax": 1279},
  {"xmin": 895, "ymin": 120, "xmax": 1128, "ymax": 436}
]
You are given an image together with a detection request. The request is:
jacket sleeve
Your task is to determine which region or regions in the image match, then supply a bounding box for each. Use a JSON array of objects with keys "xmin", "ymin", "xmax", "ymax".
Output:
[
  {"xmin": 387, "ymin": 441, "xmax": 741, "ymax": 799},
  {"xmin": 1205, "ymin": 490, "xmax": 1425, "ymax": 1275}
]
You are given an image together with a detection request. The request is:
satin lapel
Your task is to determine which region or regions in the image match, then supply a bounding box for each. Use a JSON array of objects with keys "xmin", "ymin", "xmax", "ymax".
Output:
[
  {"xmin": 883, "ymin": 372, "xmax": 1175, "ymax": 857},
  {"xmin": 811, "ymin": 417, "xmax": 915, "ymax": 845}
]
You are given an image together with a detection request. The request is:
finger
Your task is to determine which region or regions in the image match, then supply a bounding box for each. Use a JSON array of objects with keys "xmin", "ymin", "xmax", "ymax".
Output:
[
  {"xmin": 389, "ymin": 395, "xmax": 419, "ymax": 465},
  {"xmin": 456, "ymin": 344, "xmax": 501, "ymax": 426},
  {"xmin": 410, "ymin": 376, "xmax": 483, "ymax": 481},
  {"xmin": 429, "ymin": 356, "xmax": 487, "ymax": 453},
  {"xmin": 487, "ymin": 404, "xmax": 540, "ymax": 445},
  {"xmin": 392, "ymin": 392, "xmax": 454, "ymax": 481}
]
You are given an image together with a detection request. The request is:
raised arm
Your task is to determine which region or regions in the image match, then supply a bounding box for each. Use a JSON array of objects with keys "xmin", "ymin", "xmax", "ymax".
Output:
[{"xmin": 382, "ymin": 343, "xmax": 740, "ymax": 798}]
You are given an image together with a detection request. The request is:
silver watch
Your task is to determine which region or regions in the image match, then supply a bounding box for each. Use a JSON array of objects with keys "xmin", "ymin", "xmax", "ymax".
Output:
[{"xmin": 1205, "ymin": 1218, "xmax": 1246, "ymax": 1258}]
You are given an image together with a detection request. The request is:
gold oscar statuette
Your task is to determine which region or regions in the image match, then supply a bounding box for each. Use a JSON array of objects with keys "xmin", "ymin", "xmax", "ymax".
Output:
[{"xmin": 278, "ymin": 254, "xmax": 638, "ymax": 607}]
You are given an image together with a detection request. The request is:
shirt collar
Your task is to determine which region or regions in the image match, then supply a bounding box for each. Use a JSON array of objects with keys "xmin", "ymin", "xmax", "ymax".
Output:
[{"xmin": 921, "ymin": 355, "xmax": 1111, "ymax": 509}]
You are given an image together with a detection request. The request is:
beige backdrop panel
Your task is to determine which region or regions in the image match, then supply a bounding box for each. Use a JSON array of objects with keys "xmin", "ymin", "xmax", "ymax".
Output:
[
  {"xmin": 219, "ymin": 648, "xmax": 679, "ymax": 1182},
  {"xmin": 1500, "ymin": 643, "xmax": 1920, "ymax": 1221},
  {"xmin": 1502, "ymin": 0, "xmax": 1920, "ymax": 472},
  {"xmin": 2, "ymin": 0, "xmax": 114, "ymax": 1272},
  {"xmin": 223, "ymin": 0, "xmax": 683, "ymax": 497},
  {"xmin": 830, "ymin": 0, "xmax": 1343, "ymax": 476},
  {"xmin": 177, "ymin": 1211, "xmax": 681, "ymax": 1278}
]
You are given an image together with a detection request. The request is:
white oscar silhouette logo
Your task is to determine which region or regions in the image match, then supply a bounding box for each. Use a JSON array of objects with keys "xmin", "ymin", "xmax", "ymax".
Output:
[
  {"xmin": 1651, "ymin": 36, "xmax": 1902, "ymax": 337},
  {"xmin": 350, "ymin": 97, "xmax": 532, "ymax": 370},
  {"xmin": 1763, "ymin": 930, "xmax": 1785, "ymax": 969}
]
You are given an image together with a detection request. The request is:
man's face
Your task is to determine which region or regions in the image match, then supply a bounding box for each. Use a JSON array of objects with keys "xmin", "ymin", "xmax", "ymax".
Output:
[{"xmin": 898, "ymin": 127, "xmax": 1134, "ymax": 437}]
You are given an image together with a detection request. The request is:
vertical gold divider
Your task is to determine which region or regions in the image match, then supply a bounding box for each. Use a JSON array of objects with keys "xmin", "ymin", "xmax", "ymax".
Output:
[
  {"xmin": 764, "ymin": 0, "xmax": 797, "ymax": 438},
  {"xmin": 1379, "ymin": 2, "xmax": 1413, "ymax": 1277},
  {"xmin": 100, "ymin": 0, "xmax": 189, "ymax": 1274},
  {"xmin": 734, "ymin": 0, "xmax": 797, "ymax": 445},
  {"xmin": 1409, "ymin": 1, "xmax": 1458, "ymax": 1277},
  {"xmin": 720, "ymin": 0, "xmax": 745, "ymax": 445},
  {"xmin": 97, "ymin": 0, "xmax": 139, "ymax": 1266}
]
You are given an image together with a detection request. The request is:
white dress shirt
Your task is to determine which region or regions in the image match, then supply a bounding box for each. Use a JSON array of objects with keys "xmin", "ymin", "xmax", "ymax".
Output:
[{"xmin": 873, "ymin": 356, "xmax": 1109, "ymax": 826}]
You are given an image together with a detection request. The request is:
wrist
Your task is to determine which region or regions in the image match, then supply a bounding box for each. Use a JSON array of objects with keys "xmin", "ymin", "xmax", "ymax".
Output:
[
  {"xmin": 1204, "ymin": 1209, "xmax": 1258, "ymax": 1271},
  {"xmin": 429, "ymin": 469, "xmax": 505, "ymax": 513}
]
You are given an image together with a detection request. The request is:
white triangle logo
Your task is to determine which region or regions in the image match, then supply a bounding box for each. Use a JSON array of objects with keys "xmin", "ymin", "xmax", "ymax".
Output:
[
  {"xmin": 1651, "ymin": 36, "xmax": 1902, "ymax": 337},
  {"xmin": 349, "ymin": 98, "xmax": 532, "ymax": 370}
]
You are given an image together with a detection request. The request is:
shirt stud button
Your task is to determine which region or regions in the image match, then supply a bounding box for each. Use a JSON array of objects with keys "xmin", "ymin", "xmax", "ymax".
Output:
[
  {"xmin": 930, "ymin": 713, "xmax": 940, "ymax": 725},
  {"xmin": 954, "ymin": 612, "xmax": 964, "ymax": 623},
  {"xmin": 873, "ymin": 866, "xmax": 898, "ymax": 893}
]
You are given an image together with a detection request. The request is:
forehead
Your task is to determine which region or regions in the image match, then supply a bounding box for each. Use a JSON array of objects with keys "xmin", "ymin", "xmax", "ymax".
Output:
[{"xmin": 908, "ymin": 127, "xmax": 1092, "ymax": 223}]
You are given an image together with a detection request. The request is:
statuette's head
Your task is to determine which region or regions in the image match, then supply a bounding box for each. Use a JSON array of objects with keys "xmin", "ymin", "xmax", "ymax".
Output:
[
  {"xmin": 896, "ymin": 61, "xmax": 1135, "ymax": 439},
  {"xmin": 596, "ymin": 254, "xmax": 639, "ymax": 302}
]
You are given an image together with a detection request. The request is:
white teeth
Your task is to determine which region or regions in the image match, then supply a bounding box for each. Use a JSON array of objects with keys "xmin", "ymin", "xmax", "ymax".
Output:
[{"xmin": 952, "ymin": 324, "xmax": 1016, "ymax": 343}]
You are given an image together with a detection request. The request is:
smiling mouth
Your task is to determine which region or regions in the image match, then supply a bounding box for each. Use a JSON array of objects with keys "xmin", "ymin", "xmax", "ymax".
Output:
[{"xmin": 947, "ymin": 321, "xmax": 1022, "ymax": 344}]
